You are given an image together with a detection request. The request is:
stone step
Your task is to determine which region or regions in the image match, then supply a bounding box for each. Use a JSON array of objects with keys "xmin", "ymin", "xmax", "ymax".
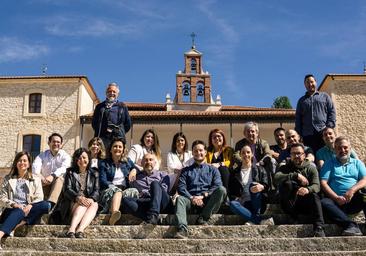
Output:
[
  {"xmin": 1, "ymin": 251, "xmax": 366, "ymax": 256},
  {"xmin": 2, "ymin": 237, "xmax": 366, "ymax": 253},
  {"xmin": 14, "ymin": 224, "xmax": 346, "ymax": 239},
  {"xmin": 42, "ymin": 212, "xmax": 366, "ymax": 226}
]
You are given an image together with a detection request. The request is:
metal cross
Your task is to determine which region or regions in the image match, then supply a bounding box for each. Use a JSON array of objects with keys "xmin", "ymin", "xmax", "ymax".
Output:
[{"xmin": 190, "ymin": 32, "xmax": 196, "ymax": 48}]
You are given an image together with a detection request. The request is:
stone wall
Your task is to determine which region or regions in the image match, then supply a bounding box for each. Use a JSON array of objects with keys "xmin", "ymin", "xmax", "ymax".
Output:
[
  {"xmin": 0, "ymin": 79, "xmax": 81, "ymax": 167},
  {"xmin": 332, "ymin": 80, "xmax": 366, "ymax": 161}
]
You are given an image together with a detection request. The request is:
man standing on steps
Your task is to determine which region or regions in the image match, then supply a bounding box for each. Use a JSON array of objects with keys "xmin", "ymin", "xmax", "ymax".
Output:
[
  {"xmin": 92, "ymin": 82, "xmax": 131, "ymax": 150},
  {"xmin": 174, "ymin": 140, "xmax": 226, "ymax": 239},
  {"xmin": 295, "ymin": 74, "xmax": 336, "ymax": 154},
  {"xmin": 320, "ymin": 136, "xmax": 366, "ymax": 236},
  {"xmin": 275, "ymin": 143, "xmax": 326, "ymax": 237},
  {"xmin": 122, "ymin": 153, "xmax": 173, "ymax": 224}
]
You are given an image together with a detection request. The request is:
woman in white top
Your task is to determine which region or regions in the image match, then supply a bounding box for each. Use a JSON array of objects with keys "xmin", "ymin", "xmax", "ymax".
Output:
[
  {"xmin": 128, "ymin": 129, "xmax": 162, "ymax": 171},
  {"xmin": 88, "ymin": 137, "xmax": 106, "ymax": 169},
  {"xmin": 167, "ymin": 132, "xmax": 193, "ymax": 173}
]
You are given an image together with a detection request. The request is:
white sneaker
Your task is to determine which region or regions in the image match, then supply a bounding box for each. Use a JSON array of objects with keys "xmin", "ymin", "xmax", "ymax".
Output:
[
  {"xmin": 9, "ymin": 231, "xmax": 14, "ymax": 237},
  {"xmin": 260, "ymin": 217, "xmax": 274, "ymax": 225},
  {"xmin": 245, "ymin": 221, "xmax": 255, "ymax": 225}
]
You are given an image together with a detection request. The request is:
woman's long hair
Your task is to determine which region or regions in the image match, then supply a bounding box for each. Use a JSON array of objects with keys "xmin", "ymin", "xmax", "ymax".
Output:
[
  {"xmin": 88, "ymin": 137, "xmax": 106, "ymax": 159},
  {"xmin": 139, "ymin": 129, "xmax": 161, "ymax": 161},
  {"xmin": 69, "ymin": 148, "xmax": 91, "ymax": 173},
  {"xmin": 108, "ymin": 137, "xmax": 128, "ymax": 162},
  {"xmin": 9, "ymin": 151, "xmax": 33, "ymax": 180},
  {"xmin": 171, "ymin": 132, "xmax": 188, "ymax": 153},
  {"xmin": 207, "ymin": 128, "xmax": 228, "ymax": 152}
]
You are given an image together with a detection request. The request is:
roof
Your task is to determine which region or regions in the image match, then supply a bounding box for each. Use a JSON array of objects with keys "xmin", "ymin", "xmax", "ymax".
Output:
[
  {"xmin": 81, "ymin": 102, "xmax": 295, "ymax": 124},
  {"xmin": 185, "ymin": 47, "xmax": 202, "ymax": 56},
  {"xmin": 318, "ymin": 74, "xmax": 366, "ymax": 91},
  {"xmin": 0, "ymin": 75, "xmax": 99, "ymax": 103}
]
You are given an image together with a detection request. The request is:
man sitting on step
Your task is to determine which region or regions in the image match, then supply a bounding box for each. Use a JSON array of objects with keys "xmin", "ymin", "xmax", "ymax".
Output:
[
  {"xmin": 275, "ymin": 143, "xmax": 326, "ymax": 237},
  {"xmin": 320, "ymin": 136, "xmax": 366, "ymax": 236},
  {"xmin": 175, "ymin": 140, "xmax": 226, "ymax": 239},
  {"xmin": 122, "ymin": 153, "xmax": 173, "ymax": 224}
]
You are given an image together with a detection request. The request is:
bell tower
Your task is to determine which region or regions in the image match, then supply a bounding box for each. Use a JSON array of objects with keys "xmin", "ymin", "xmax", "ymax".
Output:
[{"xmin": 175, "ymin": 33, "xmax": 212, "ymax": 104}]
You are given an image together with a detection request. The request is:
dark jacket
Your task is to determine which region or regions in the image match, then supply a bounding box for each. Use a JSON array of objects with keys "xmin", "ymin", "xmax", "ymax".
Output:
[
  {"xmin": 275, "ymin": 160, "xmax": 320, "ymax": 194},
  {"xmin": 98, "ymin": 158, "xmax": 136, "ymax": 191},
  {"xmin": 57, "ymin": 167, "xmax": 100, "ymax": 224},
  {"xmin": 229, "ymin": 164, "xmax": 269, "ymax": 200},
  {"xmin": 92, "ymin": 100, "xmax": 131, "ymax": 141}
]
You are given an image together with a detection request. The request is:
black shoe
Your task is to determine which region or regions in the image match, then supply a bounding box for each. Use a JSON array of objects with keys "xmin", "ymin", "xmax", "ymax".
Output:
[
  {"xmin": 342, "ymin": 225, "xmax": 363, "ymax": 236},
  {"xmin": 313, "ymin": 226, "xmax": 326, "ymax": 237},
  {"xmin": 175, "ymin": 227, "xmax": 188, "ymax": 239},
  {"xmin": 196, "ymin": 216, "xmax": 208, "ymax": 225},
  {"xmin": 65, "ymin": 232, "xmax": 75, "ymax": 238},
  {"xmin": 145, "ymin": 215, "xmax": 159, "ymax": 225},
  {"xmin": 75, "ymin": 231, "xmax": 84, "ymax": 239}
]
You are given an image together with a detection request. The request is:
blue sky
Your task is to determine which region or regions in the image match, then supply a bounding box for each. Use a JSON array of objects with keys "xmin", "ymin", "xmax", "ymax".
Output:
[{"xmin": 1, "ymin": 0, "xmax": 366, "ymax": 108}]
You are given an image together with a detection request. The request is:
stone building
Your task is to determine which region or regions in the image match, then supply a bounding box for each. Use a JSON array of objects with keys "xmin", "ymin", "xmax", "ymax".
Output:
[
  {"xmin": 0, "ymin": 76, "xmax": 97, "ymax": 172},
  {"xmin": 319, "ymin": 74, "xmax": 366, "ymax": 161},
  {"xmin": 0, "ymin": 45, "xmax": 295, "ymax": 172}
]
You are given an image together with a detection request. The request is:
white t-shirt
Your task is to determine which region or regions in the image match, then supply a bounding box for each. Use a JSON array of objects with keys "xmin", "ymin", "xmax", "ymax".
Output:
[{"xmin": 112, "ymin": 167, "xmax": 126, "ymax": 187}]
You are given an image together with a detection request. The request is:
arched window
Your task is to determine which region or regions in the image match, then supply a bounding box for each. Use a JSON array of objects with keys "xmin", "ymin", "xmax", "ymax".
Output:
[
  {"xmin": 196, "ymin": 83, "xmax": 205, "ymax": 102},
  {"xmin": 23, "ymin": 134, "xmax": 41, "ymax": 160},
  {"xmin": 29, "ymin": 93, "xmax": 42, "ymax": 113},
  {"xmin": 191, "ymin": 59, "xmax": 197, "ymax": 74},
  {"xmin": 182, "ymin": 82, "xmax": 191, "ymax": 102}
]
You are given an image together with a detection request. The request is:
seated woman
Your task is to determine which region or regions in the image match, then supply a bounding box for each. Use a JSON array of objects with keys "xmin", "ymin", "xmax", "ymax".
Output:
[
  {"xmin": 206, "ymin": 128, "xmax": 234, "ymax": 191},
  {"xmin": 59, "ymin": 148, "xmax": 99, "ymax": 238},
  {"xmin": 0, "ymin": 152, "xmax": 49, "ymax": 244},
  {"xmin": 88, "ymin": 137, "xmax": 106, "ymax": 169},
  {"xmin": 128, "ymin": 129, "xmax": 162, "ymax": 171},
  {"xmin": 229, "ymin": 144, "xmax": 271, "ymax": 225},
  {"xmin": 167, "ymin": 132, "xmax": 193, "ymax": 173},
  {"xmin": 99, "ymin": 138, "xmax": 139, "ymax": 225}
]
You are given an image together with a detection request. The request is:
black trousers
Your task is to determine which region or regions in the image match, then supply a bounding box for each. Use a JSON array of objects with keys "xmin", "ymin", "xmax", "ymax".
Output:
[{"xmin": 279, "ymin": 180, "xmax": 324, "ymax": 228}]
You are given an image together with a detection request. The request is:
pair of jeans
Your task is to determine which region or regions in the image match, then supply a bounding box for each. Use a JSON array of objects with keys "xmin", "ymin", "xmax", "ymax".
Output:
[
  {"xmin": 0, "ymin": 200, "xmax": 49, "ymax": 235},
  {"xmin": 175, "ymin": 186, "xmax": 226, "ymax": 230},
  {"xmin": 123, "ymin": 181, "xmax": 172, "ymax": 221},
  {"xmin": 229, "ymin": 191, "xmax": 262, "ymax": 224},
  {"xmin": 321, "ymin": 192, "xmax": 366, "ymax": 229}
]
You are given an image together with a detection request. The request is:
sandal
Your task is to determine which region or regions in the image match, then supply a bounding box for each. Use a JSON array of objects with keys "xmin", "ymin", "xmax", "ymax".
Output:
[
  {"xmin": 65, "ymin": 232, "xmax": 75, "ymax": 238},
  {"xmin": 75, "ymin": 231, "xmax": 84, "ymax": 238}
]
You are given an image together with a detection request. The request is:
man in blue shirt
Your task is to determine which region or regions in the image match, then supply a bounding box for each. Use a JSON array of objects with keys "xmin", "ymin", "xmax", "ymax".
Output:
[
  {"xmin": 295, "ymin": 74, "xmax": 336, "ymax": 154},
  {"xmin": 175, "ymin": 140, "xmax": 226, "ymax": 239},
  {"xmin": 320, "ymin": 136, "xmax": 366, "ymax": 236}
]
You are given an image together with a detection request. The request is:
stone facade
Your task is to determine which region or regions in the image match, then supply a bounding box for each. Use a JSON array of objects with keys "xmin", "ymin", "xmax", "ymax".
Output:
[
  {"xmin": 0, "ymin": 76, "xmax": 98, "ymax": 169},
  {"xmin": 319, "ymin": 74, "xmax": 366, "ymax": 161}
]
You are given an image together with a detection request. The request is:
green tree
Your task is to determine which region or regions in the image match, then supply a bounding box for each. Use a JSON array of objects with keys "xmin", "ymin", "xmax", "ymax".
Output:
[{"xmin": 272, "ymin": 96, "xmax": 292, "ymax": 109}]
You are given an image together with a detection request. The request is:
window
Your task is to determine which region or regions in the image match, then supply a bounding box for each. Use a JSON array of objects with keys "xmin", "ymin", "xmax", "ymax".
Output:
[
  {"xmin": 23, "ymin": 135, "xmax": 41, "ymax": 160},
  {"xmin": 196, "ymin": 83, "xmax": 205, "ymax": 102},
  {"xmin": 29, "ymin": 93, "xmax": 42, "ymax": 113},
  {"xmin": 182, "ymin": 83, "xmax": 190, "ymax": 102},
  {"xmin": 191, "ymin": 59, "xmax": 197, "ymax": 74}
]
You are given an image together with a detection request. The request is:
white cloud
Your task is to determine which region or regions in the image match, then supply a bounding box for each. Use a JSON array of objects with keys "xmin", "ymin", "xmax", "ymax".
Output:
[
  {"xmin": 44, "ymin": 16, "xmax": 139, "ymax": 37},
  {"xmin": 0, "ymin": 37, "xmax": 49, "ymax": 63}
]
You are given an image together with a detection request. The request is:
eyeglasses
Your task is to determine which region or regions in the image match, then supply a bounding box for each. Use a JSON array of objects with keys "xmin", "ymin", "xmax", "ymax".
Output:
[{"xmin": 290, "ymin": 152, "xmax": 304, "ymax": 157}]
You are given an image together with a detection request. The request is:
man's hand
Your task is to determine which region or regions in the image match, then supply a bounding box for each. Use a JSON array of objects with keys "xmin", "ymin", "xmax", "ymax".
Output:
[
  {"xmin": 296, "ymin": 187, "xmax": 309, "ymax": 196},
  {"xmin": 41, "ymin": 175, "xmax": 54, "ymax": 186},
  {"xmin": 344, "ymin": 188, "xmax": 356, "ymax": 203},
  {"xmin": 191, "ymin": 196, "xmax": 204, "ymax": 207},
  {"xmin": 335, "ymin": 195, "xmax": 347, "ymax": 206},
  {"xmin": 297, "ymin": 174, "xmax": 309, "ymax": 186},
  {"xmin": 211, "ymin": 163, "xmax": 220, "ymax": 168},
  {"xmin": 250, "ymin": 183, "xmax": 264, "ymax": 193}
]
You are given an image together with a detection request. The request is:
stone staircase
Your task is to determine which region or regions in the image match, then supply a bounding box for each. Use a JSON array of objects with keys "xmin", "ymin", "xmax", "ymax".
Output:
[{"xmin": 1, "ymin": 206, "xmax": 366, "ymax": 255}]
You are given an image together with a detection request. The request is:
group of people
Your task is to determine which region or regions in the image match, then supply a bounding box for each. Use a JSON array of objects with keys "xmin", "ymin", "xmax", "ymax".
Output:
[{"xmin": 0, "ymin": 74, "xmax": 365, "ymax": 242}]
